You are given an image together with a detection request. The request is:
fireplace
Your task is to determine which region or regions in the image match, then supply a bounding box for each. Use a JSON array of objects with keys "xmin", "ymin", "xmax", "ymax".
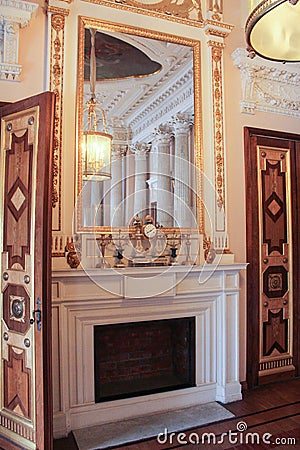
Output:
[
  {"xmin": 94, "ymin": 317, "xmax": 195, "ymax": 402},
  {"xmin": 52, "ymin": 264, "xmax": 246, "ymax": 437}
]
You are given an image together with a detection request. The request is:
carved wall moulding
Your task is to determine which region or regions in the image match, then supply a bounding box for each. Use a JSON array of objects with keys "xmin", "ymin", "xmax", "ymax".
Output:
[
  {"xmin": 208, "ymin": 40, "xmax": 226, "ymax": 234},
  {"xmin": 0, "ymin": 0, "xmax": 38, "ymax": 80},
  {"xmin": 232, "ymin": 48, "xmax": 300, "ymax": 118},
  {"xmin": 47, "ymin": 6, "xmax": 69, "ymax": 231}
]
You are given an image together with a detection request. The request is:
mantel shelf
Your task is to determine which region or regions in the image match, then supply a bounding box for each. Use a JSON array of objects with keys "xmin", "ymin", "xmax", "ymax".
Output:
[
  {"xmin": 52, "ymin": 262, "xmax": 247, "ymax": 303},
  {"xmin": 52, "ymin": 262, "xmax": 247, "ymax": 279}
]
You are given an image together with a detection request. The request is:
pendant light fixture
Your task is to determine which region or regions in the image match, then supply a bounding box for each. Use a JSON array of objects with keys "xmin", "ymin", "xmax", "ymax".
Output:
[
  {"xmin": 245, "ymin": 0, "xmax": 300, "ymax": 62},
  {"xmin": 82, "ymin": 28, "xmax": 112, "ymax": 181}
]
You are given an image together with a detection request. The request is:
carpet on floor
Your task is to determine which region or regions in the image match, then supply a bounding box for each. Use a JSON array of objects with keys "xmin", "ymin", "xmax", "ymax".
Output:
[{"xmin": 73, "ymin": 402, "xmax": 234, "ymax": 449}]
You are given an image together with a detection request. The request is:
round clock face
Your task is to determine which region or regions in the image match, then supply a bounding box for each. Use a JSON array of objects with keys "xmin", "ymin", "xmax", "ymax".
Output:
[{"xmin": 143, "ymin": 223, "xmax": 157, "ymax": 239}]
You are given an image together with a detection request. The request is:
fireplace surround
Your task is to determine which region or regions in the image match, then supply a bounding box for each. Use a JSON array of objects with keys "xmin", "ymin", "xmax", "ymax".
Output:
[{"xmin": 52, "ymin": 263, "xmax": 246, "ymax": 438}]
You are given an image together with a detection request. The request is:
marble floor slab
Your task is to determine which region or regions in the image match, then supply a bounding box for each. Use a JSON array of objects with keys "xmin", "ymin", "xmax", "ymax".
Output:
[{"xmin": 73, "ymin": 402, "xmax": 234, "ymax": 449}]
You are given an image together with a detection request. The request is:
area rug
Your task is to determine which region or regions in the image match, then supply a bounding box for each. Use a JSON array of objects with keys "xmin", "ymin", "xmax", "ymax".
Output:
[{"xmin": 73, "ymin": 402, "xmax": 234, "ymax": 449}]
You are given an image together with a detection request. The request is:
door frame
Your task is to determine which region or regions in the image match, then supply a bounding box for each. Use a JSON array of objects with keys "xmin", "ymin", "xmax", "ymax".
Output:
[{"xmin": 244, "ymin": 126, "xmax": 300, "ymax": 389}]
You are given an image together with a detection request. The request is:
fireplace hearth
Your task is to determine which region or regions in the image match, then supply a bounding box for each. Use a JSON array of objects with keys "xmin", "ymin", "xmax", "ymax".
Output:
[{"xmin": 94, "ymin": 318, "xmax": 195, "ymax": 402}]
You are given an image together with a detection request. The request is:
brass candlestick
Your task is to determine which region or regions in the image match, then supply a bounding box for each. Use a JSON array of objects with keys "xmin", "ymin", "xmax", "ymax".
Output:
[{"xmin": 96, "ymin": 234, "xmax": 112, "ymax": 268}]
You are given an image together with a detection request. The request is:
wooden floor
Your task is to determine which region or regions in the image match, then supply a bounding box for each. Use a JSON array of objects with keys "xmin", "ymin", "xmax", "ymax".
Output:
[{"xmin": 54, "ymin": 378, "xmax": 300, "ymax": 450}]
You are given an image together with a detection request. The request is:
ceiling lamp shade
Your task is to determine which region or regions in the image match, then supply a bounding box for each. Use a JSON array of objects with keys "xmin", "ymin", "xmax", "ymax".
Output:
[
  {"xmin": 82, "ymin": 28, "xmax": 112, "ymax": 181},
  {"xmin": 245, "ymin": 0, "xmax": 300, "ymax": 62}
]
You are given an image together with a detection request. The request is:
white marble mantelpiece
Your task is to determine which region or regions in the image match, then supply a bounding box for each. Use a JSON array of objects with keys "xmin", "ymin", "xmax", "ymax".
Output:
[{"xmin": 52, "ymin": 263, "xmax": 246, "ymax": 438}]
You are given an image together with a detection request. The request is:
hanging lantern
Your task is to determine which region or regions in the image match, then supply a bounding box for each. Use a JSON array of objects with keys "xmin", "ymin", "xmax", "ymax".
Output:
[
  {"xmin": 82, "ymin": 29, "xmax": 112, "ymax": 181},
  {"xmin": 82, "ymin": 98, "xmax": 112, "ymax": 181}
]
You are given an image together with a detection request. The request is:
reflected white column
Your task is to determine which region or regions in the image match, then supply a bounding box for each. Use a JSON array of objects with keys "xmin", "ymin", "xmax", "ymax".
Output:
[
  {"xmin": 110, "ymin": 145, "xmax": 125, "ymax": 227},
  {"xmin": 173, "ymin": 114, "xmax": 191, "ymax": 228},
  {"xmin": 131, "ymin": 142, "xmax": 150, "ymax": 218},
  {"xmin": 147, "ymin": 142, "xmax": 158, "ymax": 218},
  {"xmin": 153, "ymin": 125, "xmax": 173, "ymax": 227}
]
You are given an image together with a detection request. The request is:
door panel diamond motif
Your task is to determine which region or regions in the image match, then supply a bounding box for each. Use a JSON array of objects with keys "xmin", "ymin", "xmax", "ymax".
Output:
[
  {"xmin": 265, "ymin": 192, "xmax": 283, "ymax": 223},
  {"xmin": 262, "ymin": 159, "xmax": 287, "ymax": 255},
  {"xmin": 8, "ymin": 181, "xmax": 27, "ymax": 220}
]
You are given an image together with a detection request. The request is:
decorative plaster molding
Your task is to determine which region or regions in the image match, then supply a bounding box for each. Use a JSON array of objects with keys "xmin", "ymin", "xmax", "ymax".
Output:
[
  {"xmin": 232, "ymin": 48, "xmax": 300, "ymax": 118},
  {"xmin": 0, "ymin": 0, "xmax": 38, "ymax": 80}
]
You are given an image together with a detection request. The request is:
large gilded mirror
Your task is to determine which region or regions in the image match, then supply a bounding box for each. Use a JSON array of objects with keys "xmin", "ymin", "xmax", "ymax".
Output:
[{"xmin": 77, "ymin": 17, "xmax": 203, "ymax": 234}]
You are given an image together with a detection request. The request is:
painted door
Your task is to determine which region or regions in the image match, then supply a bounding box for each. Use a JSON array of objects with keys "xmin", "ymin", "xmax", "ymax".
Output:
[
  {"xmin": 0, "ymin": 92, "xmax": 55, "ymax": 449},
  {"xmin": 245, "ymin": 127, "xmax": 300, "ymax": 388}
]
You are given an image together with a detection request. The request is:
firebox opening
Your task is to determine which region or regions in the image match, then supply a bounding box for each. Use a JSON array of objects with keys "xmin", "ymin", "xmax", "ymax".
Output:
[{"xmin": 94, "ymin": 317, "xmax": 196, "ymax": 402}]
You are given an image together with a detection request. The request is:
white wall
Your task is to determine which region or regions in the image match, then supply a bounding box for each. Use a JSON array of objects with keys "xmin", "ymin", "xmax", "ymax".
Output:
[{"xmin": 2, "ymin": 0, "xmax": 299, "ymax": 384}]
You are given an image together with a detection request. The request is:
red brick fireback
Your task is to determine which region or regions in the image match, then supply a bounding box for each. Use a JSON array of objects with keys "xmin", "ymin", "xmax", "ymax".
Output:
[{"xmin": 94, "ymin": 318, "xmax": 193, "ymax": 384}]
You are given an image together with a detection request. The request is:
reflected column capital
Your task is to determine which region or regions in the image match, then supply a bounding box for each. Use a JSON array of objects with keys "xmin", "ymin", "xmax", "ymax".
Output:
[
  {"xmin": 172, "ymin": 113, "xmax": 192, "ymax": 134},
  {"xmin": 130, "ymin": 142, "xmax": 151, "ymax": 159},
  {"xmin": 112, "ymin": 144, "xmax": 127, "ymax": 160},
  {"xmin": 153, "ymin": 124, "xmax": 172, "ymax": 145}
]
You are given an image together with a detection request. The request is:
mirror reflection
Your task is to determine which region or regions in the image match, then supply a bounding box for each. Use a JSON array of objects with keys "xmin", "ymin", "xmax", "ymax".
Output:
[{"xmin": 79, "ymin": 23, "xmax": 197, "ymax": 230}]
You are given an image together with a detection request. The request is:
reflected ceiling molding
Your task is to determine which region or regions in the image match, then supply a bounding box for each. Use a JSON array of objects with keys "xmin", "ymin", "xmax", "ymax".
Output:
[
  {"xmin": 127, "ymin": 67, "xmax": 194, "ymax": 141},
  {"xmin": 232, "ymin": 48, "xmax": 300, "ymax": 117},
  {"xmin": 84, "ymin": 33, "xmax": 195, "ymax": 142}
]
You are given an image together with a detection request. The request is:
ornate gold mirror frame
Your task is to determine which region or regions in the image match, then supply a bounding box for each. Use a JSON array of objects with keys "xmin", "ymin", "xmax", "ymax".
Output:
[{"xmin": 76, "ymin": 16, "xmax": 204, "ymax": 235}]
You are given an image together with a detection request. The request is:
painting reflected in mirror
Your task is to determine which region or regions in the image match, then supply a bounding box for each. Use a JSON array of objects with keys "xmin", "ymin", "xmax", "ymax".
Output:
[{"xmin": 77, "ymin": 19, "xmax": 202, "ymax": 232}]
